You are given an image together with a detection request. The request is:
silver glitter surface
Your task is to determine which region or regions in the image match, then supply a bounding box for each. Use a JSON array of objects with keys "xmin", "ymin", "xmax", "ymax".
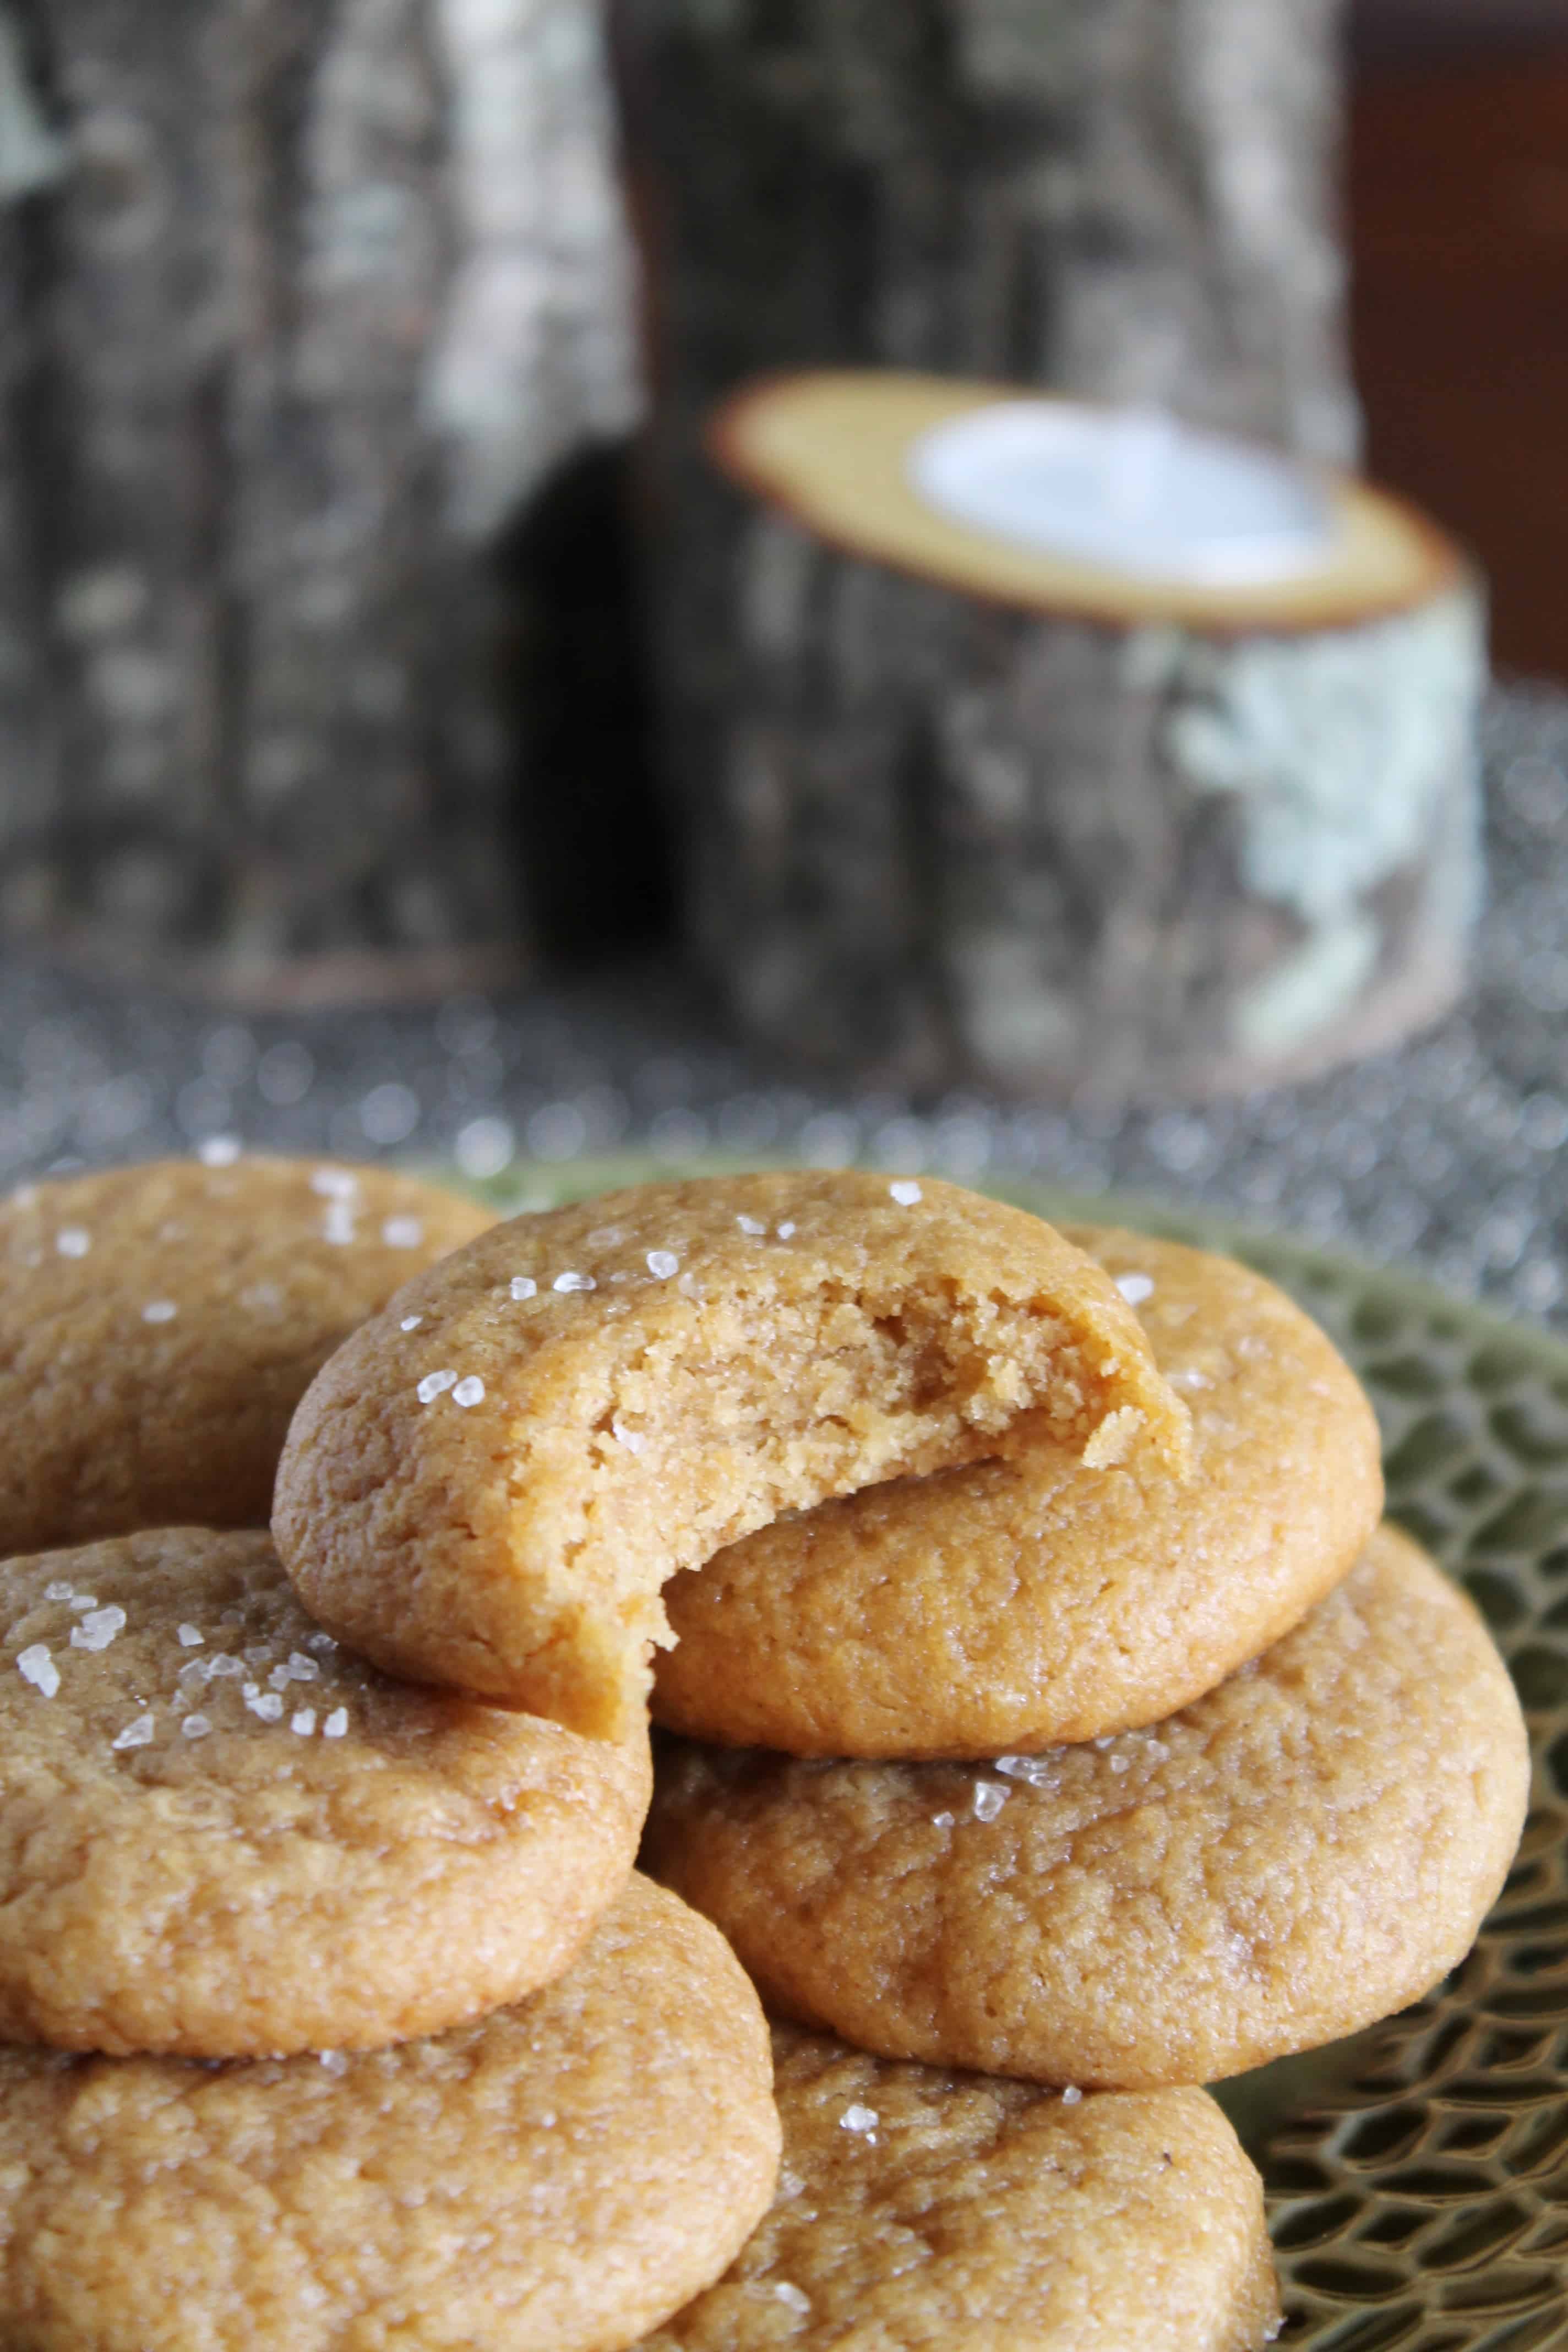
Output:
[{"xmin": 2, "ymin": 680, "xmax": 1565, "ymax": 1326}]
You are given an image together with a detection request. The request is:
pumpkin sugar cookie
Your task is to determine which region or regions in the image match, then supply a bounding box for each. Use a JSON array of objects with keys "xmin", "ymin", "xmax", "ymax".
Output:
[
  {"xmin": 274, "ymin": 1173, "xmax": 1190, "ymax": 1739},
  {"xmin": 0, "ymin": 1529, "xmax": 650, "ymax": 2058},
  {"xmin": 0, "ymin": 1156, "xmax": 494, "ymax": 1554},
  {"xmin": 645, "ymin": 1526, "xmax": 1528, "ymax": 2089},
  {"xmin": 655, "ymin": 1226, "xmax": 1382, "ymax": 1755},
  {"xmin": 0, "ymin": 1877, "xmax": 778, "ymax": 2352},
  {"xmin": 638, "ymin": 2026, "xmax": 1277, "ymax": 2352}
]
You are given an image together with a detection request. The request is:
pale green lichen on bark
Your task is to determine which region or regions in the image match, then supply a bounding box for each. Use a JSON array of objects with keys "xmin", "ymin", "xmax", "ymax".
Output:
[{"xmin": 1166, "ymin": 585, "xmax": 1485, "ymax": 1054}]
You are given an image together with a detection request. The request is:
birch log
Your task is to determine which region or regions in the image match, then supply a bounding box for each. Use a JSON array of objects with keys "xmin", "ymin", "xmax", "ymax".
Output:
[
  {"xmin": 0, "ymin": 0, "xmax": 641, "ymax": 999},
  {"xmin": 620, "ymin": 0, "xmax": 1484, "ymax": 1095}
]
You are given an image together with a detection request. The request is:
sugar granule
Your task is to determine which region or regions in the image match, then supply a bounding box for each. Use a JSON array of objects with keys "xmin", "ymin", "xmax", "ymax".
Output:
[
  {"xmin": 611, "ymin": 1415, "xmax": 646, "ymax": 1455},
  {"xmin": 17, "ymin": 1645, "xmax": 58, "ymax": 1697},
  {"xmin": 1115, "ymin": 1271, "xmax": 1155, "ymax": 1305},
  {"xmin": 383, "ymin": 1216, "xmax": 424, "ymax": 1248},
  {"xmin": 311, "ymin": 1168, "xmax": 359, "ymax": 1200},
  {"xmin": 776, "ymin": 1220, "xmax": 796, "ymax": 1238},
  {"xmin": 889, "ymin": 1179, "xmax": 922, "ymax": 1205},
  {"xmin": 306, "ymin": 1631, "xmax": 338, "ymax": 1654},
  {"xmin": 510, "ymin": 1275, "xmax": 537, "ymax": 1300},
  {"xmin": 112, "ymin": 1714, "xmax": 156, "ymax": 1751},
  {"xmin": 932, "ymin": 1810, "xmax": 955, "ymax": 1828},
  {"xmin": 55, "ymin": 1227, "xmax": 90, "ymax": 1256},
  {"xmin": 68, "ymin": 1594, "xmax": 98, "ymax": 1613},
  {"xmin": 319, "ymin": 2049, "xmax": 349, "ymax": 2075},
  {"xmin": 182, "ymin": 1714, "xmax": 212, "ymax": 1740},
  {"xmin": 736, "ymin": 1214, "xmax": 766, "ymax": 1235},
  {"xmin": 646, "ymin": 1249, "xmax": 679, "ymax": 1278},
  {"xmin": 972, "ymin": 1780, "xmax": 1009, "ymax": 1821},
  {"xmin": 840, "ymin": 2104, "xmax": 878, "ymax": 2134},
  {"xmin": 177, "ymin": 1624, "xmax": 204, "ymax": 1647},
  {"xmin": 773, "ymin": 2283, "xmax": 812, "ymax": 2315},
  {"xmin": 322, "ymin": 1707, "xmax": 349, "ymax": 1738},
  {"xmin": 553, "ymin": 1270, "xmax": 595, "ymax": 1293},
  {"xmin": 1061, "ymin": 2085, "xmax": 1084, "ymax": 2106},
  {"xmin": 141, "ymin": 1300, "xmax": 177, "ymax": 1323},
  {"xmin": 416, "ymin": 1368, "xmax": 458, "ymax": 1403},
  {"xmin": 291, "ymin": 1708, "xmax": 317, "ymax": 1736},
  {"xmin": 42, "ymin": 1581, "xmax": 73, "ymax": 1602},
  {"xmin": 400, "ymin": 1313, "xmax": 424, "ymax": 1331},
  {"xmin": 453, "ymin": 1375, "xmax": 485, "ymax": 1407},
  {"xmin": 322, "ymin": 1200, "xmax": 357, "ymax": 1246},
  {"xmin": 198, "ymin": 1136, "xmax": 241, "ymax": 1166},
  {"xmin": 247, "ymin": 1691, "xmax": 285, "ymax": 1721}
]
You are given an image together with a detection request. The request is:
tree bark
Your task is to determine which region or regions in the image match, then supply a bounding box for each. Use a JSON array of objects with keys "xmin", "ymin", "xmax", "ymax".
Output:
[
  {"xmin": 616, "ymin": 0, "xmax": 1488, "ymax": 1097},
  {"xmin": 712, "ymin": 502, "xmax": 1483, "ymax": 1095},
  {"xmin": 0, "ymin": 0, "xmax": 641, "ymax": 999}
]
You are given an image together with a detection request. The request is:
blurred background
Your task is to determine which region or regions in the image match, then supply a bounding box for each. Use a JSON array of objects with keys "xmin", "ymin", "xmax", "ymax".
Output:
[
  {"xmin": 0, "ymin": 0, "xmax": 1566, "ymax": 1319},
  {"xmin": 1350, "ymin": 0, "xmax": 1568, "ymax": 679}
]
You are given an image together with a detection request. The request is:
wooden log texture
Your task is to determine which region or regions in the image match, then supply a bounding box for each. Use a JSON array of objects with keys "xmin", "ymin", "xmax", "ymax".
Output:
[
  {"xmin": 614, "ymin": 0, "xmax": 1484, "ymax": 1097},
  {"xmin": 0, "ymin": 0, "xmax": 640, "ymax": 997},
  {"xmin": 716, "ymin": 507, "xmax": 1484, "ymax": 1095}
]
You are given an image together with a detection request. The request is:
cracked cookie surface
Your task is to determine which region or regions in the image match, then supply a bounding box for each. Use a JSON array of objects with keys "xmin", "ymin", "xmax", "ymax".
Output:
[
  {"xmin": 636, "ymin": 2025, "xmax": 1278, "ymax": 2352},
  {"xmin": 0, "ymin": 1877, "xmax": 778, "ymax": 2352},
  {"xmin": 0, "ymin": 1528, "xmax": 650, "ymax": 2057},
  {"xmin": 645, "ymin": 1526, "xmax": 1528, "ymax": 2087}
]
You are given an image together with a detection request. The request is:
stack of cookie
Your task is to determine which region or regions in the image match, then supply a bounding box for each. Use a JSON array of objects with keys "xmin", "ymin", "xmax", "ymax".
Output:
[
  {"xmin": 0, "ymin": 1161, "xmax": 1530, "ymax": 2352},
  {"xmin": 267, "ymin": 1171, "xmax": 1303, "ymax": 2350},
  {"xmin": 0, "ymin": 1160, "xmax": 783, "ymax": 2352},
  {"xmin": 630, "ymin": 1221, "xmax": 1531, "ymax": 2348},
  {"xmin": 641, "ymin": 1222, "xmax": 1530, "ymax": 2092}
]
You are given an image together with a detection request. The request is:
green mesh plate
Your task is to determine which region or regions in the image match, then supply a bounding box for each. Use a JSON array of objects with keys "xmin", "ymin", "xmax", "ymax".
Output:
[{"xmin": 481, "ymin": 1161, "xmax": 1568, "ymax": 2351}]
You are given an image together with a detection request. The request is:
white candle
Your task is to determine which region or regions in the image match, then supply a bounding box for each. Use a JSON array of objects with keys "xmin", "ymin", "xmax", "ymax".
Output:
[{"xmin": 907, "ymin": 399, "xmax": 1336, "ymax": 587}]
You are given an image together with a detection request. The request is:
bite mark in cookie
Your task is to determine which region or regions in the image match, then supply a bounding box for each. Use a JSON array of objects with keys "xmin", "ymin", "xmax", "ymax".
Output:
[{"xmin": 274, "ymin": 1173, "xmax": 1189, "ymax": 1739}]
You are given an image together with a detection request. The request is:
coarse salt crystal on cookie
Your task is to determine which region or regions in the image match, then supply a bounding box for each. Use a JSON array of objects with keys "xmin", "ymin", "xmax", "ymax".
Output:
[
  {"xmin": 274, "ymin": 1173, "xmax": 1190, "ymax": 1739},
  {"xmin": 0, "ymin": 1528, "xmax": 652, "ymax": 2060},
  {"xmin": 0, "ymin": 1158, "xmax": 496, "ymax": 1556}
]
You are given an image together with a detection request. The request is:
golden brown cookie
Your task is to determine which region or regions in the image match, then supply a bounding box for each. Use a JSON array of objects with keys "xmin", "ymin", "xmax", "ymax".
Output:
[
  {"xmin": 0, "ymin": 1528, "xmax": 650, "ymax": 2057},
  {"xmin": 655, "ymin": 1226, "xmax": 1382, "ymax": 1754},
  {"xmin": 274, "ymin": 1172, "xmax": 1189, "ymax": 1740},
  {"xmin": 0, "ymin": 1155, "xmax": 493, "ymax": 1553},
  {"xmin": 638, "ymin": 2026, "xmax": 1278, "ymax": 2352},
  {"xmin": 645, "ymin": 1525, "xmax": 1528, "ymax": 2089},
  {"xmin": 0, "ymin": 1876, "xmax": 778, "ymax": 2352}
]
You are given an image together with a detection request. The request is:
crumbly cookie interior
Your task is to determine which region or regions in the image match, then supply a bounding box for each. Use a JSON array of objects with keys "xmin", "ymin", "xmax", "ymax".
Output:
[
  {"xmin": 508, "ymin": 1279, "xmax": 1141, "ymax": 1729},
  {"xmin": 276, "ymin": 1173, "xmax": 1183, "ymax": 1736}
]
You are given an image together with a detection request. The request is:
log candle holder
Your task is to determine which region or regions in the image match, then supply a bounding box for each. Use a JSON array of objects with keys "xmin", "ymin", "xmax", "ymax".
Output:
[{"xmin": 676, "ymin": 368, "xmax": 1483, "ymax": 1099}]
